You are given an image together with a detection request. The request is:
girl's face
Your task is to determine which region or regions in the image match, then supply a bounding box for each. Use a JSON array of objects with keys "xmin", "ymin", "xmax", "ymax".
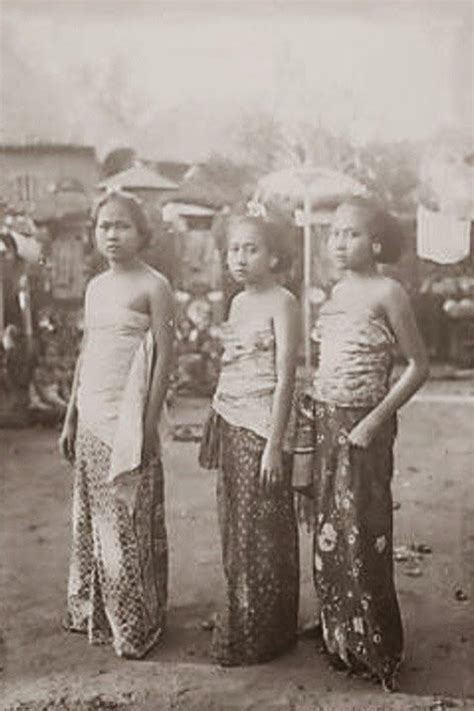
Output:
[
  {"xmin": 227, "ymin": 222, "xmax": 273, "ymax": 285},
  {"xmin": 95, "ymin": 199, "xmax": 142, "ymax": 264},
  {"xmin": 328, "ymin": 204, "xmax": 374, "ymax": 272}
]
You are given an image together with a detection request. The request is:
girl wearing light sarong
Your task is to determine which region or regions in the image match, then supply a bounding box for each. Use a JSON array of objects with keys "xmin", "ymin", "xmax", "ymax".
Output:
[{"xmin": 59, "ymin": 190, "xmax": 174, "ymax": 659}]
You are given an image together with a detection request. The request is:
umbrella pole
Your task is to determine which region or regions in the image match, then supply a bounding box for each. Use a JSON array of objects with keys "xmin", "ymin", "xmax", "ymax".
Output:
[{"xmin": 303, "ymin": 193, "xmax": 312, "ymax": 374}]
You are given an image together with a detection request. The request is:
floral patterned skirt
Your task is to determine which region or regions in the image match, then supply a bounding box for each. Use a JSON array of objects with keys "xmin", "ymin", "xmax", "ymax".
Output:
[
  {"xmin": 64, "ymin": 427, "xmax": 168, "ymax": 659},
  {"xmin": 200, "ymin": 411, "xmax": 299, "ymax": 666},
  {"xmin": 295, "ymin": 400, "xmax": 403, "ymax": 687}
]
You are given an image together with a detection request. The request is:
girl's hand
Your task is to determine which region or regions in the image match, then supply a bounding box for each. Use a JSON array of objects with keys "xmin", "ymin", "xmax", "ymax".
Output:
[
  {"xmin": 260, "ymin": 442, "xmax": 283, "ymax": 487},
  {"xmin": 348, "ymin": 415, "xmax": 381, "ymax": 449},
  {"xmin": 58, "ymin": 417, "xmax": 76, "ymax": 463}
]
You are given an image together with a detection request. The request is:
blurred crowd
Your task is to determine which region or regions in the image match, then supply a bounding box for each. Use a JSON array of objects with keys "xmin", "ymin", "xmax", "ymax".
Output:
[
  {"xmin": 2, "ymin": 272, "xmax": 474, "ymax": 429},
  {"xmin": 0, "ymin": 308, "xmax": 81, "ymax": 427},
  {"xmin": 0, "ymin": 293, "xmax": 223, "ymax": 427}
]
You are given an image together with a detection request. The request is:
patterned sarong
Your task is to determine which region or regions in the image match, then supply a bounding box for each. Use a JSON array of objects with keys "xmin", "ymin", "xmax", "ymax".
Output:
[
  {"xmin": 200, "ymin": 411, "xmax": 299, "ymax": 666},
  {"xmin": 298, "ymin": 400, "xmax": 403, "ymax": 687},
  {"xmin": 65, "ymin": 427, "xmax": 168, "ymax": 659}
]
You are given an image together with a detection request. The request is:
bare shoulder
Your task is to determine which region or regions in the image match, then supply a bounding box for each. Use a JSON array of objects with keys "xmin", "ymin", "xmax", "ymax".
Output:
[
  {"xmin": 231, "ymin": 289, "xmax": 246, "ymax": 306},
  {"xmin": 228, "ymin": 289, "xmax": 246, "ymax": 315},
  {"xmin": 273, "ymin": 286, "xmax": 298, "ymax": 314},
  {"xmin": 378, "ymin": 276, "xmax": 409, "ymax": 303},
  {"xmin": 275, "ymin": 285, "xmax": 297, "ymax": 304},
  {"xmin": 143, "ymin": 265, "xmax": 172, "ymax": 299},
  {"xmin": 87, "ymin": 271, "xmax": 108, "ymax": 291},
  {"xmin": 84, "ymin": 271, "xmax": 108, "ymax": 301},
  {"xmin": 376, "ymin": 276, "xmax": 412, "ymax": 319}
]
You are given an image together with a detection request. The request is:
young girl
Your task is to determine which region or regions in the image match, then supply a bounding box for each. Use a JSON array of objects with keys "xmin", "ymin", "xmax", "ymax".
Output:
[
  {"xmin": 59, "ymin": 189, "xmax": 174, "ymax": 659},
  {"xmin": 296, "ymin": 197, "xmax": 429, "ymax": 690},
  {"xmin": 199, "ymin": 214, "xmax": 300, "ymax": 666}
]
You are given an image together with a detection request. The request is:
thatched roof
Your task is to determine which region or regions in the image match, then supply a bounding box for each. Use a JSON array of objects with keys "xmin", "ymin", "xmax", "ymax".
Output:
[
  {"xmin": 166, "ymin": 163, "xmax": 253, "ymax": 209},
  {"xmin": 99, "ymin": 164, "xmax": 178, "ymax": 192},
  {"xmin": 153, "ymin": 161, "xmax": 191, "ymax": 184}
]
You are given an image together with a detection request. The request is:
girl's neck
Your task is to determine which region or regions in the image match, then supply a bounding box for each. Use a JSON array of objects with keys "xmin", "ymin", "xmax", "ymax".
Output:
[
  {"xmin": 342, "ymin": 264, "xmax": 378, "ymax": 282},
  {"xmin": 244, "ymin": 274, "xmax": 278, "ymax": 294},
  {"xmin": 108, "ymin": 257, "xmax": 142, "ymax": 274}
]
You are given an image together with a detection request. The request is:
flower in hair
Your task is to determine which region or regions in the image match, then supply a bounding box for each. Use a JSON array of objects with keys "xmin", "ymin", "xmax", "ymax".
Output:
[{"xmin": 246, "ymin": 200, "xmax": 267, "ymax": 219}]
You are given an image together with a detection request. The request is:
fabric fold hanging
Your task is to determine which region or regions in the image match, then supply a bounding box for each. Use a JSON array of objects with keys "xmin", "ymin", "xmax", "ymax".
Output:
[{"xmin": 109, "ymin": 329, "xmax": 171, "ymax": 482}]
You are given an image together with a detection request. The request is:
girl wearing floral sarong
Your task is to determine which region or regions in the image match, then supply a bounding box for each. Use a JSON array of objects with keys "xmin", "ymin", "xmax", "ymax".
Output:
[
  {"xmin": 294, "ymin": 197, "xmax": 428, "ymax": 690},
  {"xmin": 59, "ymin": 190, "xmax": 174, "ymax": 659},
  {"xmin": 199, "ymin": 214, "xmax": 300, "ymax": 666}
]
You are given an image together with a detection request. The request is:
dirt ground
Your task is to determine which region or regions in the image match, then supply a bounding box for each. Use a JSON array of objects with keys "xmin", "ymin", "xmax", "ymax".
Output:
[{"xmin": 1, "ymin": 377, "xmax": 473, "ymax": 710}]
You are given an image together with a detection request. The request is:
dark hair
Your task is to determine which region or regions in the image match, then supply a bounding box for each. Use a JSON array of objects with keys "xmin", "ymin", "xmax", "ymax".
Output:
[
  {"xmin": 337, "ymin": 196, "xmax": 403, "ymax": 264},
  {"xmin": 226, "ymin": 214, "xmax": 294, "ymax": 273},
  {"xmin": 91, "ymin": 190, "xmax": 153, "ymax": 250}
]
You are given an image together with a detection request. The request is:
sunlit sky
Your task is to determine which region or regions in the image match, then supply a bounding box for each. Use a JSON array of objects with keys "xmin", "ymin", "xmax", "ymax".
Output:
[{"xmin": 1, "ymin": 0, "xmax": 472, "ymax": 159}]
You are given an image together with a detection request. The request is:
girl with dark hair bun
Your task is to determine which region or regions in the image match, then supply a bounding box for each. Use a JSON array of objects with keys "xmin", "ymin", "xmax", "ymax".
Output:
[
  {"xmin": 226, "ymin": 215, "xmax": 294, "ymax": 274},
  {"xmin": 59, "ymin": 188, "xmax": 174, "ymax": 659},
  {"xmin": 199, "ymin": 213, "xmax": 300, "ymax": 666},
  {"xmin": 91, "ymin": 189, "xmax": 153, "ymax": 250},
  {"xmin": 339, "ymin": 196, "xmax": 404, "ymax": 265},
  {"xmin": 294, "ymin": 198, "xmax": 429, "ymax": 691}
]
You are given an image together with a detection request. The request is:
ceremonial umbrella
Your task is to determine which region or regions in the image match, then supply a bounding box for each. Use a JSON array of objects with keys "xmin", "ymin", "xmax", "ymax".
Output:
[{"xmin": 252, "ymin": 166, "xmax": 366, "ymax": 371}]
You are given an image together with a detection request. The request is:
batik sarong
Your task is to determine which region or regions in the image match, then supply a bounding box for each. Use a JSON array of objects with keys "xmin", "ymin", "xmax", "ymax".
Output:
[
  {"xmin": 200, "ymin": 411, "xmax": 299, "ymax": 666},
  {"xmin": 65, "ymin": 427, "xmax": 168, "ymax": 659},
  {"xmin": 303, "ymin": 400, "xmax": 403, "ymax": 687}
]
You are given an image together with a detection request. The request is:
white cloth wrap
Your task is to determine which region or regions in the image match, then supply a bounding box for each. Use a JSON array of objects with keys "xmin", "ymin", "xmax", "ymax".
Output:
[{"xmin": 77, "ymin": 307, "xmax": 169, "ymax": 487}]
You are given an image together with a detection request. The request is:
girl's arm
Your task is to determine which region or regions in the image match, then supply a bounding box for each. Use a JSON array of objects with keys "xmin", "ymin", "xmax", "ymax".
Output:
[
  {"xmin": 349, "ymin": 280, "xmax": 429, "ymax": 448},
  {"xmin": 58, "ymin": 335, "xmax": 85, "ymax": 462},
  {"xmin": 59, "ymin": 282, "xmax": 93, "ymax": 462},
  {"xmin": 262, "ymin": 292, "xmax": 300, "ymax": 482},
  {"xmin": 63, "ymin": 283, "xmax": 94, "ymax": 427},
  {"xmin": 64, "ymin": 343, "xmax": 84, "ymax": 424},
  {"xmin": 143, "ymin": 275, "xmax": 175, "ymax": 460}
]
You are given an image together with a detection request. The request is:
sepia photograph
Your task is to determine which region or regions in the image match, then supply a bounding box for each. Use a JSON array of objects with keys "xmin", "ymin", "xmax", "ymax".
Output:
[{"xmin": 0, "ymin": 1, "xmax": 473, "ymax": 709}]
